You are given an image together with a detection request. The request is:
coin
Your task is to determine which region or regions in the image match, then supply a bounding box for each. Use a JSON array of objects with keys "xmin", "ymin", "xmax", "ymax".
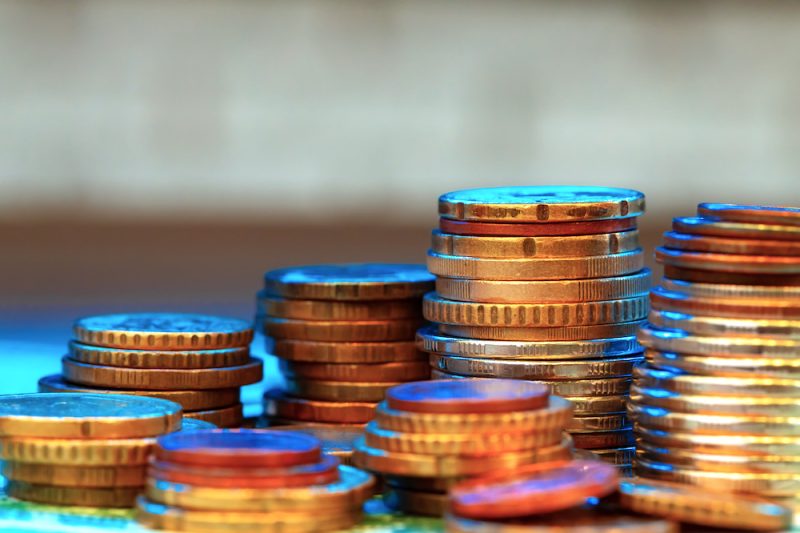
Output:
[
  {"xmin": 264, "ymin": 317, "xmax": 422, "ymax": 342},
  {"xmin": 568, "ymin": 395, "xmax": 629, "ymax": 415},
  {"xmin": 62, "ymin": 357, "xmax": 263, "ymax": 390},
  {"xmin": 386, "ymin": 379, "xmax": 550, "ymax": 414},
  {"xmin": 74, "ymin": 313, "xmax": 253, "ymax": 350},
  {"xmin": 38, "ymin": 374, "xmax": 240, "ymax": 411},
  {"xmin": 645, "ymin": 350, "xmax": 800, "ymax": 379},
  {"xmin": 635, "ymin": 425, "xmax": 800, "ymax": 456},
  {"xmin": 650, "ymin": 286, "xmax": 800, "ymax": 319},
  {"xmin": 384, "ymin": 487, "xmax": 446, "ymax": 516},
  {"xmin": 438, "ymin": 186, "xmax": 646, "ymax": 223},
  {"xmin": 263, "ymin": 264, "xmax": 434, "ymax": 301},
  {"xmin": 145, "ymin": 464, "xmax": 374, "ymax": 512},
  {"xmin": 663, "ymin": 265, "xmax": 800, "ymax": 286},
  {"xmin": 155, "ymin": 429, "xmax": 322, "ymax": 468},
  {"xmin": 352, "ymin": 436, "xmax": 572, "ymax": 478},
  {"xmin": 663, "ymin": 231, "xmax": 800, "ymax": 256},
  {"xmin": 636, "ymin": 440, "xmax": 800, "ymax": 474},
  {"xmin": 374, "ymin": 397, "xmax": 573, "ymax": 434},
  {"xmin": 417, "ymin": 327, "xmax": 642, "ymax": 360},
  {"xmin": 427, "ymin": 250, "xmax": 644, "ymax": 281},
  {"xmin": 68, "ymin": 341, "xmax": 251, "ymax": 369},
  {"xmin": 7, "ymin": 481, "xmax": 139, "ymax": 507},
  {"xmin": 439, "ymin": 321, "xmax": 645, "ymax": 342},
  {"xmin": 673, "ymin": 216, "xmax": 800, "ymax": 241},
  {"xmin": 445, "ymin": 511, "xmax": 678, "ymax": 533},
  {"xmin": 284, "ymin": 377, "xmax": 396, "ymax": 402},
  {"xmin": 280, "ymin": 360, "xmax": 430, "ymax": 383},
  {"xmin": 570, "ymin": 428, "xmax": 634, "ymax": 449},
  {"xmin": 618, "ymin": 477, "xmax": 792, "ymax": 530},
  {"xmin": 629, "ymin": 403, "xmax": 800, "ymax": 436},
  {"xmin": 435, "ymin": 271, "xmax": 651, "ymax": 304},
  {"xmin": 2, "ymin": 461, "xmax": 146, "ymax": 488},
  {"xmin": 440, "ymin": 218, "xmax": 638, "ymax": 237},
  {"xmin": 184, "ymin": 404, "xmax": 244, "ymax": 428},
  {"xmin": 0, "ymin": 393, "xmax": 181, "ymax": 439},
  {"xmin": 567, "ymin": 413, "xmax": 630, "ymax": 432},
  {"xmin": 428, "ymin": 353, "xmax": 641, "ymax": 380},
  {"xmin": 588, "ymin": 446, "xmax": 636, "ymax": 465},
  {"xmin": 423, "ymin": 294, "xmax": 649, "ymax": 327},
  {"xmin": 449, "ymin": 461, "xmax": 619, "ymax": 519},
  {"xmin": 634, "ymin": 364, "xmax": 800, "ymax": 397},
  {"xmin": 429, "ymin": 371, "xmax": 633, "ymax": 397},
  {"xmin": 0, "ymin": 435, "xmax": 156, "ymax": 465},
  {"xmin": 661, "ymin": 277, "xmax": 800, "ymax": 300},
  {"xmin": 657, "ymin": 247, "xmax": 800, "ymax": 274},
  {"xmin": 698, "ymin": 202, "xmax": 800, "ymax": 226},
  {"xmin": 632, "ymin": 385, "xmax": 800, "ymax": 416},
  {"xmin": 638, "ymin": 325, "xmax": 800, "ymax": 357},
  {"xmin": 262, "ymin": 296, "xmax": 422, "ymax": 321},
  {"xmin": 272, "ymin": 339, "xmax": 424, "ymax": 364},
  {"xmin": 263, "ymin": 391, "xmax": 376, "ymax": 424},
  {"xmin": 648, "ymin": 309, "xmax": 800, "ymax": 339}
]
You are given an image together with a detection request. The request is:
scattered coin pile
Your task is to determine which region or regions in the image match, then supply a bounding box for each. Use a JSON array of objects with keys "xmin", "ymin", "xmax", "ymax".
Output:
[
  {"xmin": 628, "ymin": 203, "xmax": 800, "ymax": 513},
  {"xmin": 353, "ymin": 378, "xmax": 574, "ymax": 516},
  {"xmin": 419, "ymin": 186, "xmax": 649, "ymax": 470},
  {"xmin": 258, "ymin": 264, "xmax": 434, "ymax": 427},
  {"xmin": 38, "ymin": 313, "xmax": 261, "ymax": 428},
  {"xmin": 0, "ymin": 393, "xmax": 188, "ymax": 507},
  {"xmin": 137, "ymin": 428, "xmax": 375, "ymax": 532},
  {"xmin": 444, "ymin": 461, "xmax": 793, "ymax": 532}
]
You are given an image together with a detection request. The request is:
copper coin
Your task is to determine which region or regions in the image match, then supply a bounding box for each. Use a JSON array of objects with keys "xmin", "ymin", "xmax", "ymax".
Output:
[
  {"xmin": 663, "ymin": 231, "xmax": 800, "ymax": 256},
  {"xmin": 155, "ymin": 429, "xmax": 321, "ymax": 468},
  {"xmin": 651, "ymin": 286, "xmax": 800, "ymax": 319},
  {"xmin": 272, "ymin": 339, "xmax": 424, "ymax": 364},
  {"xmin": 439, "ymin": 217, "xmax": 637, "ymax": 237},
  {"xmin": 184, "ymin": 404, "xmax": 244, "ymax": 428},
  {"xmin": 664, "ymin": 265, "xmax": 800, "ymax": 286},
  {"xmin": 386, "ymin": 378, "xmax": 549, "ymax": 415},
  {"xmin": 280, "ymin": 360, "xmax": 430, "ymax": 383},
  {"xmin": 673, "ymin": 216, "xmax": 800, "ymax": 241},
  {"xmin": 263, "ymin": 391, "xmax": 376, "ymax": 424},
  {"xmin": 571, "ymin": 428, "xmax": 635, "ymax": 449},
  {"xmin": 148, "ymin": 454, "xmax": 339, "ymax": 488},
  {"xmin": 449, "ymin": 460, "xmax": 619, "ymax": 519},
  {"xmin": 698, "ymin": 202, "xmax": 800, "ymax": 226},
  {"xmin": 656, "ymin": 247, "xmax": 800, "ymax": 274}
]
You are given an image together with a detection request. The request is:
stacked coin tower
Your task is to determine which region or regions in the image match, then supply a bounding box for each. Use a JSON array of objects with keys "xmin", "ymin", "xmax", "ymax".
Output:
[
  {"xmin": 258, "ymin": 264, "xmax": 434, "ymax": 427},
  {"xmin": 38, "ymin": 313, "xmax": 261, "ymax": 428},
  {"xmin": 137, "ymin": 429, "xmax": 375, "ymax": 532},
  {"xmin": 629, "ymin": 203, "xmax": 800, "ymax": 510},
  {"xmin": 419, "ymin": 186, "xmax": 649, "ymax": 469},
  {"xmin": 353, "ymin": 378, "xmax": 574, "ymax": 516},
  {"xmin": 0, "ymin": 393, "xmax": 184, "ymax": 507}
]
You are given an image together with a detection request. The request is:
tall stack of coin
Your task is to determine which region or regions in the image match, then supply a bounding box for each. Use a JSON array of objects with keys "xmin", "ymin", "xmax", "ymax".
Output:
[
  {"xmin": 418, "ymin": 186, "xmax": 649, "ymax": 469},
  {"xmin": 630, "ymin": 203, "xmax": 800, "ymax": 512},
  {"xmin": 258, "ymin": 264, "xmax": 434, "ymax": 427},
  {"xmin": 353, "ymin": 378, "xmax": 574, "ymax": 516},
  {"xmin": 137, "ymin": 429, "xmax": 374, "ymax": 532},
  {"xmin": 38, "ymin": 313, "xmax": 261, "ymax": 428},
  {"xmin": 0, "ymin": 393, "xmax": 184, "ymax": 507}
]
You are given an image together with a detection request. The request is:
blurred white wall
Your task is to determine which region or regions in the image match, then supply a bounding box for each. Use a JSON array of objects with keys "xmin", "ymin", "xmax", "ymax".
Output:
[{"xmin": 1, "ymin": 0, "xmax": 800, "ymax": 221}]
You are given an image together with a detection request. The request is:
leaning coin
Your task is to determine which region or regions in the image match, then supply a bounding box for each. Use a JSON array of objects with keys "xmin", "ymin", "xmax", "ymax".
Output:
[
  {"xmin": 428, "ymin": 353, "xmax": 641, "ymax": 380},
  {"xmin": 662, "ymin": 231, "xmax": 800, "ymax": 256},
  {"xmin": 632, "ymin": 385, "xmax": 800, "ymax": 416},
  {"xmin": 656, "ymin": 247, "xmax": 800, "ymax": 274},
  {"xmin": 2, "ymin": 461, "xmax": 146, "ymax": 488},
  {"xmin": 698, "ymin": 202, "xmax": 800, "ymax": 226},
  {"xmin": 673, "ymin": 216, "xmax": 800, "ymax": 241}
]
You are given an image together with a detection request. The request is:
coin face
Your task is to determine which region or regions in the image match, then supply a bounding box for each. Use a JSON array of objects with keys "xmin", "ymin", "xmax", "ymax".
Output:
[
  {"xmin": 386, "ymin": 379, "xmax": 550, "ymax": 414},
  {"xmin": 698, "ymin": 202, "xmax": 800, "ymax": 226}
]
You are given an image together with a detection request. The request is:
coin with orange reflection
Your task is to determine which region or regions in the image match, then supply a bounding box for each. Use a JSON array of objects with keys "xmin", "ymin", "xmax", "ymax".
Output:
[
  {"xmin": 386, "ymin": 379, "xmax": 549, "ymax": 415},
  {"xmin": 439, "ymin": 218, "xmax": 637, "ymax": 237}
]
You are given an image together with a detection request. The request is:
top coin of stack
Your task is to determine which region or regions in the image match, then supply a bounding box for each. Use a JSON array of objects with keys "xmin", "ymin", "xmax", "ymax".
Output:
[
  {"xmin": 629, "ymin": 203, "xmax": 800, "ymax": 513},
  {"xmin": 258, "ymin": 264, "xmax": 434, "ymax": 427},
  {"xmin": 39, "ymin": 313, "xmax": 261, "ymax": 428},
  {"xmin": 420, "ymin": 186, "xmax": 649, "ymax": 469}
]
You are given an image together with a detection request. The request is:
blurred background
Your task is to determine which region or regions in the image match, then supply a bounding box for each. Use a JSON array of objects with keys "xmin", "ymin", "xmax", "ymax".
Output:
[{"xmin": 2, "ymin": 0, "xmax": 800, "ymax": 392}]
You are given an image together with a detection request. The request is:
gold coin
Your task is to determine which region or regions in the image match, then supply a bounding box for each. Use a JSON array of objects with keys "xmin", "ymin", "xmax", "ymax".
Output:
[
  {"xmin": 272, "ymin": 339, "xmax": 425, "ymax": 364},
  {"xmin": 619, "ymin": 477, "xmax": 792, "ymax": 531},
  {"xmin": 427, "ymin": 250, "xmax": 645, "ymax": 281},
  {"xmin": 445, "ymin": 511, "xmax": 678, "ymax": 533},
  {"xmin": 656, "ymin": 247, "xmax": 800, "ymax": 274},
  {"xmin": 184, "ymin": 403, "xmax": 244, "ymax": 428},
  {"xmin": 280, "ymin": 360, "xmax": 430, "ymax": 383},
  {"xmin": 431, "ymin": 230, "xmax": 641, "ymax": 259},
  {"xmin": 651, "ymin": 285, "xmax": 800, "ymax": 319},
  {"xmin": 632, "ymin": 385, "xmax": 800, "ymax": 416},
  {"xmin": 352, "ymin": 436, "xmax": 572, "ymax": 477},
  {"xmin": 2, "ymin": 461, "xmax": 145, "ymax": 488},
  {"xmin": 74, "ymin": 313, "xmax": 253, "ymax": 350},
  {"xmin": 428, "ymin": 353, "xmax": 641, "ymax": 380},
  {"xmin": 634, "ymin": 364, "xmax": 800, "ymax": 397},
  {"xmin": 568, "ymin": 395, "xmax": 629, "ymax": 415},
  {"xmin": 284, "ymin": 377, "xmax": 396, "ymax": 402},
  {"xmin": 648, "ymin": 309, "xmax": 800, "ymax": 339},
  {"xmin": 645, "ymin": 349, "xmax": 800, "ymax": 379},
  {"xmin": 636, "ymin": 440, "xmax": 800, "ymax": 474},
  {"xmin": 62, "ymin": 357, "xmax": 263, "ymax": 390},
  {"xmin": 69, "ymin": 341, "xmax": 251, "ymax": 369},
  {"xmin": 374, "ymin": 397, "xmax": 573, "ymax": 434},
  {"xmin": 0, "ymin": 435, "xmax": 156, "ymax": 465},
  {"xmin": 567, "ymin": 413, "xmax": 630, "ymax": 432},
  {"xmin": 38, "ymin": 374, "xmax": 240, "ymax": 411},
  {"xmin": 435, "ymin": 273, "xmax": 650, "ymax": 305},
  {"xmin": 384, "ymin": 487, "xmax": 446, "ymax": 517},
  {"xmin": 265, "ymin": 317, "xmax": 422, "ymax": 342},
  {"xmin": 145, "ymin": 464, "xmax": 374, "ymax": 512},
  {"xmin": 571, "ymin": 428, "xmax": 634, "ymax": 449},
  {"xmin": 630, "ymin": 403, "xmax": 800, "ymax": 436},
  {"xmin": 661, "ymin": 277, "xmax": 800, "ymax": 300},
  {"xmin": 7, "ymin": 480, "xmax": 139, "ymax": 507},
  {"xmin": 424, "ymin": 294, "xmax": 649, "ymax": 328},
  {"xmin": 636, "ymin": 425, "xmax": 800, "ymax": 456},
  {"xmin": 430, "ymin": 370, "xmax": 633, "ymax": 397},
  {"xmin": 261, "ymin": 296, "xmax": 422, "ymax": 320},
  {"xmin": 417, "ymin": 326, "xmax": 641, "ymax": 360},
  {"xmin": 639, "ymin": 324, "xmax": 800, "ymax": 357},
  {"xmin": 437, "ymin": 187, "xmax": 646, "ymax": 223},
  {"xmin": 589, "ymin": 446, "xmax": 636, "ymax": 466},
  {"xmin": 439, "ymin": 321, "xmax": 644, "ymax": 342}
]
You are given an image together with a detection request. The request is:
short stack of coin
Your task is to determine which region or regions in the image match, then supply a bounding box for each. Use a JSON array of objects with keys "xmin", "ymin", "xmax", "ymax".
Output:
[
  {"xmin": 38, "ymin": 313, "xmax": 261, "ymax": 428},
  {"xmin": 353, "ymin": 378, "xmax": 575, "ymax": 516},
  {"xmin": 258, "ymin": 264, "xmax": 434, "ymax": 427},
  {"xmin": 630, "ymin": 202, "xmax": 800, "ymax": 512},
  {"xmin": 419, "ymin": 186, "xmax": 649, "ymax": 469},
  {"xmin": 0, "ymin": 393, "xmax": 188, "ymax": 507},
  {"xmin": 137, "ymin": 428, "xmax": 374, "ymax": 532}
]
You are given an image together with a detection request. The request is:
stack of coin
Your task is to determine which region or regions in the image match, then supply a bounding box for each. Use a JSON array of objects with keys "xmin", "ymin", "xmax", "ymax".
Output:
[
  {"xmin": 353, "ymin": 378, "xmax": 575, "ymax": 516},
  {"xmin": 38, "ymin": 313, "xmax": 261, "ymax": 428},
  {"xmin": 0, "ymin": 393, "xmax": 189, "ymax": 508},
  {"xmin": 419, "ymin": 186, "xmax": 649, "ymax": 469},
  {"xmin": 137, "ymin": 428, "xmax": 374, "ymax": 532},
  {"xmin": 630, "ymin": 203, "xmax": 800, "ymax": 511},
  {"xmin": 258, "ymin": 264, "xmax": 434, "ymax": 427}
]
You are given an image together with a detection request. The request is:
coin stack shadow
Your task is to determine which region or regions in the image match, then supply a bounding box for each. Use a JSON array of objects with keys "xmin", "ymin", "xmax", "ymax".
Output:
[
  {"xmin": 38, "ymin": 313, "xmax": 261, "ymax": 428},
  {"xmin": 418, "ymin": 186, "xmax": 650, "ymax": 473},
  {"xmin": 137, "ymin": 429, "xmax": 375, "ymax": 532},
  {"xmin": 353, "ymin": 379, "xmax": 574, "ymax": 517},
  {"xmin": 630, "ymin": 202, "xmax": 800, "ymax": 513},
  {"xmin": 258, "ymin": 264, "xmax": 434, "ymax": 428}
]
